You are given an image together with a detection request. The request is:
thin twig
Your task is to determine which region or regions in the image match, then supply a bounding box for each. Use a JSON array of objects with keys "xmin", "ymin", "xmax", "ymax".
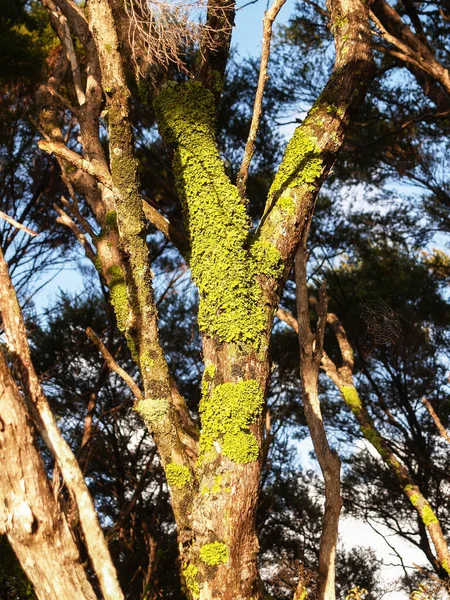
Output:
[
  {"xmin": 0, "ymin": 210, "xmax": 39, "ymax": 237},
  {"xmin": 236, "ymin": 0, "xmax": 286, "ymax": 198},
  {"xmin": 86, "ymin": 327, "xmax": 144, "ymax": 402},
  {"xmin": 422, "ymin": 397, "xmax": 450, "ymax": 444}
]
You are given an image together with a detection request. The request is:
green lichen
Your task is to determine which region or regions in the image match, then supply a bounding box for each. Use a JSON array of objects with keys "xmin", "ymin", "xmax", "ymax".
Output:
[
  {"xmin": 409, "ymin": 493, "xmax": 419, "ymax": 507},
  {"xmin": 165, "ymin": 462, "xmax": 191, "ymax": 488},
  {"xmin": 211, "ymin": 70, "xmax": 223, "ymax": 93},
  {"xmin": 154, "ymin": 82, "xmax": 280, "ymax": 348},
  {"xmin": 94, "ymin": 254, "xmax": 102, "ymax": 274},
  {"xmin": 108, "ymin": 265, "xmax": 129, "ymax": 333},
  {"xmin": 268, "ymin": 125, "xmax": 322, "ymax": 201},
  {"xmin": 136, "ymin": 397, "xmax": 169, "ymax": 424},
  {"xmin": 199, "ymin": 541, "xmax": 229, "ymax": 565},
  {"xmin": 334, "ymin": 15, "xmax": 349, "ymax": 29},
  {"xmin": 275, "ymin": 193, "xmax": 296, "ymax": 214},
  {"xmin": 422, "ymin": 505, "xmax": 438, "ymax": 526},
  {"xmin": 204, "ymin": 364, "xmax": 216, "ymax": 380},
  {"xmin": 199, "ymin": 379, "xmax": 264, "ymax": 464},
  {"xmin": 211, "ymin": 474, "xmax": 222, "ymax": 494},
  {"xmin": 360, "ymin": 425, "xmax": 384, "ymax": 455},
  {"xmin": 105, "ymin": 210, "xmax": 117, "ymax": 228},
  {"xmin": 442, "ymin": 559, "xmax": 450, "ymax": 574},
  {"xmin": 140, "ymin": 353, "xmax": 154, "ymax": 374},
  {"xmin": 342, "ymin": 386, "xmax": 362, "ymax": 412},
  {"xmin": 182, "ymin": 564, "xmax": 200, "ymax": 599},
  {"xmin": 249, "ymin": 238, "xmax": 283, "ymax": 278}
]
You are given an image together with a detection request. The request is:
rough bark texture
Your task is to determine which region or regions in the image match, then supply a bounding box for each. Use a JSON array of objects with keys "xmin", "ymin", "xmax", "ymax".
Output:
[
  {"xmin": 0, "ymin": 352, "xmax": 97, "ymax": 600},
  {"xmin": 29, "ymin": 0, "xmax": 375, "ymax": 596},
  {"xmin": 295, "ymin": 249, "xmax": 342, "ymax": 600},
  {"xmin": 0, "ymin": 246, "xmax": 123, "ymax": 600}
]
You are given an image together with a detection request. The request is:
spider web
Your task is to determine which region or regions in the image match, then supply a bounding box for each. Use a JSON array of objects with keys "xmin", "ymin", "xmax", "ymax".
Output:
[{"xmin": 360, "ymin": 298, "xmax": 402, "ymax": 345}]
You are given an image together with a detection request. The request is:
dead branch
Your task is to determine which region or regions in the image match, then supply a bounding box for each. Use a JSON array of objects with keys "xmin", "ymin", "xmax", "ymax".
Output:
[{"xmin": 0, "ymin": 210, "xmax": 39, "ymax": 237}]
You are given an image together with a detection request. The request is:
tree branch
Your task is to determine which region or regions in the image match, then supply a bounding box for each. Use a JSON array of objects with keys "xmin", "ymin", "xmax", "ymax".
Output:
[
  {"xmin": 422, "ymin": 397, "xmax": 450, "ymax": 445},
  {"xmin": 38, "ymin": 140, "xmax": 113, "ymax": 188},
  {"xmin": 0, "ymin": 247, "xmax": 124, "ymax": 600},
  {"xmin": 236, "ymin": 0, "xmax": 286, "ymax": 198},
  {"xmin": 85, "ymin": 327, "xmax": 144, "ymax": 402},
  {"xmin": 0, "ymin": 210, "xmax": 39, "ymax": 237}
]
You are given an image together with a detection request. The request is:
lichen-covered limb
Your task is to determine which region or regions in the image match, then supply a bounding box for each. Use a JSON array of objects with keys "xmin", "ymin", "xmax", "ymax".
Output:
[
  {"xmin": 279, "ymin": 301, "xmax": 450, "ymax": 578},
  {"xmin": 87, "ymin": 0, "xmax": 198, "ymax": 516},
  {"xmin": 154, "ymin": 81, "xmax": 282, "ymax": 349},
  {"xmin": 295, "ymin": 248, "xmax": 341, "ymax": 600},
  {"xmin": 0, "ymin": 247, "xmax": 124, "ymax": 600},
  {"xmin": 321, "ymin": 314, "xmax": 450, "ymax": 577},
  {"xmin": 257, "ymin": 0, "xmax": 374, "ymax": 307}
]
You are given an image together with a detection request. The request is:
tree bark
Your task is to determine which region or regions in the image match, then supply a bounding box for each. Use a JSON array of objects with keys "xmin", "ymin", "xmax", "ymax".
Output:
[
  {"xmin": 0, "ymin": 351, "xmax": 97, "ymax": 600},
  {"xmin": 0, "ymin": 247, "xmax": 124, "ymax": 600},
  {"xmin": 295, "ymin": 248, "xmax": 342, "ymax": 600}
]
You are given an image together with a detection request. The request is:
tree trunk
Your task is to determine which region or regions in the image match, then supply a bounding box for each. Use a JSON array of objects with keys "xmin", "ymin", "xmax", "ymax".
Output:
[{"xmin": 0, "ymin": 351, "xmax": 97, "ymax": 600}]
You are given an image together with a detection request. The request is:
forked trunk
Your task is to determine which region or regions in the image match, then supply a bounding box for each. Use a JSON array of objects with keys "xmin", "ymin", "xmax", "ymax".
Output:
[{"xmin": 0, "ymin": 352, "xmax": 97, "ymax": 600}]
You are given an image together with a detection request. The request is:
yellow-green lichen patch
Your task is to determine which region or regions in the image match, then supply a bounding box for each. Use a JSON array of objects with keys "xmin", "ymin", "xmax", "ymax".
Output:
[
  {"xmin": 360, "ymin": 426, "xmax": 386, "ymax": 457},
  {"xmin": 140, "ymin": 353, "xmax": 154, "ymax": 375},
  {"xmin": 249, "ymin": 238, "xmax": 283, "ymax": 279},
  {"xmin": 442, "ymin": 559, "xmax": 450, "ymax": 574},
  {"xmin": 199, "ymin": 541, "xmax": 229, "ymax": 565},
  {"xmin": 268, "ymin": 125, "xmax": 322, "ymax": 202},
  {"xmin": 421, "ymin": 505, "xmax": 438, "ymax": 526},
  {"xmin": 342, "ymin": 386, "xmax": 362, "ymax": 413},
  {"xmin": 108, "ymin": 265, "xmax": 129, "ymax": 333},
  {"xmin": 182, "ymin": 564, "xmax": 200, "ymax": 599},
  {"xmin": 211, "ymin": 474, "xmax": 222, "ymax": 494},
  {"xmin": 409, "ymin": 493, "xmax": 419, "ymax": 507},
  {"xmin": 154, "ymin": 82, "xmax": 279, "ymax": 348},
  {"xmin": 165, "ymin": 462, "xmax": 191, "ymax": 488},
  {"xmin": 135, "ymin": 397, "xmax": 169, "ymax": 424},
  {"xmin": 199, "ymin": 379, "xmax": 264, "ymax": 464}
]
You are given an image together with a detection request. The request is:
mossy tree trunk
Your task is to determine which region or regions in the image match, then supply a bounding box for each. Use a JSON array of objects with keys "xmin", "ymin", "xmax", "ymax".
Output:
[{"xmin": 22, "ymin": 0, "xmax": 373, "ymax": 597}]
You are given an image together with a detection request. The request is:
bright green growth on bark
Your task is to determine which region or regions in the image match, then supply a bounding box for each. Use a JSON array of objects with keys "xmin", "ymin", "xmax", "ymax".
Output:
[
  {"xmin": 211, "ymin": 474, "xmax": 222, "ymax": 494},
  {"xmin": 360, "ymin": 426, "xmax": 385, "ymax": 457},
  {"xmin": 108, "ymin": 265, "xmax": 129, "ymax": 332},
  {"xmin": 442, "ymin": 559, "xmax": 450, "ymax": 574},
  {"xmin": 165, "ymin": 463, "xmax": 191, "ymax": 488},
  {"xmin": 105, "ymin": 210, "xmax": 117, "ymax": 228},
  {"xmin": 154, "ymin": 82, "xmax": 281, "ymax": 347},
  {"xmin": 341, "ymin": 386, "xmax": 362, "ymax": 412},
  {"xmin": 199, "ymin": 542, "xmax": 229, "ymax": 565},
  {"xmin": 182, "ymin": 564, "xmax": 200, "ymax": 599},
  {"xmin": 409, "ymin": 493, "xmax": 419, "ymax": 507},
  {"xmin": 135, "ymin": 397, "xmax": 169, "ymax": 423},
  {"xmin": 199, "ymin": 379, "xmax": 264, "ymax": 464},
  {"xmin": 140, "ymin": 353, "xmax": 154, "ymax": 374},
  {"xmin": 422, "ymin": 505, "xmax": 438, "ymax": 526},
  {"xmin": 268, "ymin": 125, "xmax": 322, "ymax": 202}
]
